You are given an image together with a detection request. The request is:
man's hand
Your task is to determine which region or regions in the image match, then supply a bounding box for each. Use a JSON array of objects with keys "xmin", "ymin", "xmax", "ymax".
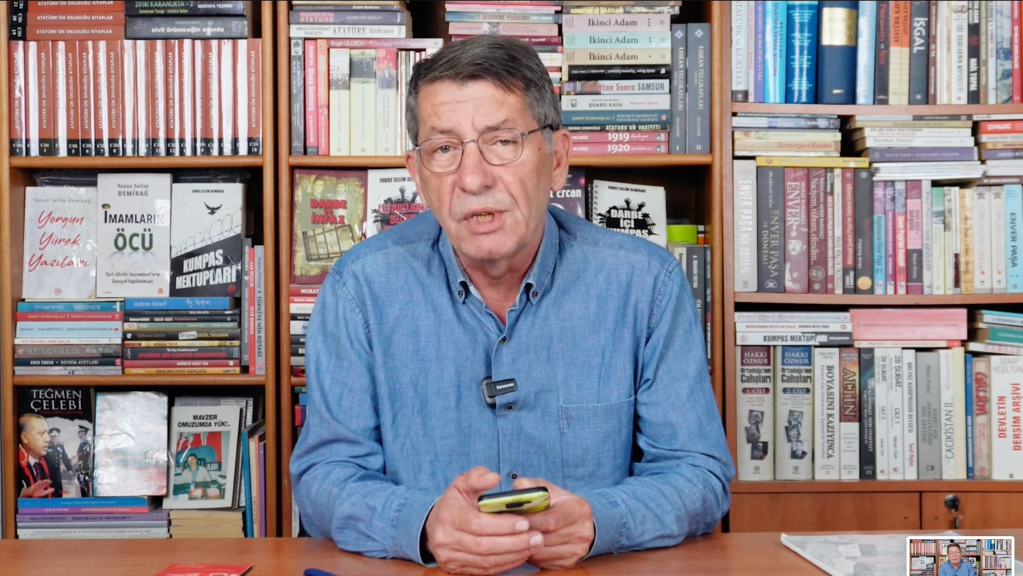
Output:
[
  {"xmin": 512, "ymin": 477, "xmax": 595, "ymax": 570},
  {"xmin": 20, "ymin": 480, "xmax": 53, "ymax": 499},
  {"xmin": 424, "ymin": 467, "xmax": 545, "ymax": 575}
]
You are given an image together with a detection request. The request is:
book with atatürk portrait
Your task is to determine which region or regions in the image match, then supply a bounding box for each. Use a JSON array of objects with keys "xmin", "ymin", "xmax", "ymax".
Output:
[
  {"xmin": 291, "ymin": 169, "xmax": 367, "ymax": 285},
  {"xmin": 170, "ymin": 183, "xmax": 245, "ymax": 297}
]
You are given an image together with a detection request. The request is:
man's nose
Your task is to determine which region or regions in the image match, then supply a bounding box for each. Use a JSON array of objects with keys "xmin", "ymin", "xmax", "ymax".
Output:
[{"xmin": 454, "ymin": 141, "xmax": 493, "ymax": 194}]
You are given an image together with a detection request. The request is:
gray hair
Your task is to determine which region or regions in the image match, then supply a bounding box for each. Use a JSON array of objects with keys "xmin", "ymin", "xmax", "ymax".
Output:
[{"xmin": 405, "ymin": 35, "xmax": 561, "ymax": 150}]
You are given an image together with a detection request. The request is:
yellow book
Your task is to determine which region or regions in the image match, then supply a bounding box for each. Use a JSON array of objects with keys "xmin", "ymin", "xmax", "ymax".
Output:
[
  {"xmin": 959, "ymin": 187, "xmax": 974, "ymax": 294},
  {"xmin": 754, "ymin": 156, "xmax": 869, "ymax": 168},
  {"xmin": 123, "ymin": 367, "xmax": 242, "ymax": 375},
  {"xmin": 122, "ymin": 340, "xmax": 241, "ymax": 347},
  {"xmin": 169, "ymin": 509, "xmax": 244, "ymax": 520}
]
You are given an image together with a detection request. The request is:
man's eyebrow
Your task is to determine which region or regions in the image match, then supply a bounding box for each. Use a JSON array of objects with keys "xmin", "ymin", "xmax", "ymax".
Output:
[{"xmin": 419, "ymin": 120, "xmax": 518, "ymax": 140}]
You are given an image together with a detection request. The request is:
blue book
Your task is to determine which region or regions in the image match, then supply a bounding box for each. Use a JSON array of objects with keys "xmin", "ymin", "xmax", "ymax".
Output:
[
  {"xmin": 18, "ymin": 496, "xmax": 150, "ymax": 508},
  {"xmin": 125, "ymin": 297, "xmax": 236, "ymax": 310},
  {"xmin": 1006, "ymin": 185, "xmax": 1023, "ymax": 293},
  {"xmin": 816, "ymin": 1, "xmax": 858, "ymax": 103},
  {"xmin": 298, "ymin": 393, "xmax": 308, "ymax": 405},
  {"xmin": 873, "ymin": 181, "xmax": 886, "ymax": 294},
  {"xmin": 965, "ymin": 353, "xmax": 974, "ymax": 480},
  {"xmin": 855, "ymin": 0, "xmax": 877, "ymax": 103},
  {"xmin": 754, "ymin": 1, "xmax": 767, "ymax": 102},
  {"xmin": 17, "ymin": 301, "xmax": 123, "ymax": 312},
  {"xmin": 561, "ymin": 110, "xmax": 670, "ymax": 125},
  {"xmin": 241, "ymin": 428, "xmax": 253, "ymax": 538},
  {"xmin": 786, "ymin": 1, "xmax": 819, "ymax": 103},
  {"xmin": 764, "ymin": 0, "xmax": 788, "ymax": 102},
  {"xmin": 16, "ymin": 321, "xmax": 123, "ymax": 339}
]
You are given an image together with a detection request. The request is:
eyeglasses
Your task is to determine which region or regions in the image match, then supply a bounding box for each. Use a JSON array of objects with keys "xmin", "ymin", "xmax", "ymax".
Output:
[{"xmin": 413, "ymin": 125, "xmax": 555, "ymax": 173}]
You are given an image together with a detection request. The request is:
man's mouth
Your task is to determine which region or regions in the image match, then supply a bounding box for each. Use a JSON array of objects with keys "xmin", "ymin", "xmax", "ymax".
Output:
[{"xmin": 471, "ymin": 212, "xmax": 495, "ymax": 222}]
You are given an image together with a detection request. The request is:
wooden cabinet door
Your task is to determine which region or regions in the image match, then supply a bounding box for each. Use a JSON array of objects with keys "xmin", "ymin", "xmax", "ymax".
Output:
[
  {"xmin": 922, "ymin": 492, "xmax": 1023, "ymax": 530},
  {"xmin": 729, "ymin": 493, "xmax": 921, "ymax": 532}
]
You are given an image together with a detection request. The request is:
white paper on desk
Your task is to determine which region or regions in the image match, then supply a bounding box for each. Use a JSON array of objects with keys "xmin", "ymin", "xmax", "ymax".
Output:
[{"xmin": 780, "ymin": 531, "xmax": 961, "ymax": 576}]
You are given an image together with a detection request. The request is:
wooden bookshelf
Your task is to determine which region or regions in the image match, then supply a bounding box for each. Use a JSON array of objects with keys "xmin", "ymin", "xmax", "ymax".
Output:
[
  {"xmin": 275, "ymin": 1, "xmax": 727, "ymax": 537},
  {"xmin": 0, "ymin": 1, "xmax": 279, "ymax": 538},
  {"xmin": 718, "ymin": 9, "xmax": 1023, "ymax": 534}
]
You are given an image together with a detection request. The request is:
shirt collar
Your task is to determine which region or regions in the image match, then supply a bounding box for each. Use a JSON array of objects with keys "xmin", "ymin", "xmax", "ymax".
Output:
[{"xmin": 439, "ymin": 208, "xmax": 560, "ymax": 305}]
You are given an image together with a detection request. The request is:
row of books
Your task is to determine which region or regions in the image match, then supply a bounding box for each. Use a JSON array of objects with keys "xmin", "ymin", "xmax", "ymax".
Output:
[
  {"xmin": 16, "ymin": 388, "xmax": 268, "ymax": 538},
  {"xmin": 732, "ymin": 162, "xmax": 1023, "ymax": 295},
  {"xmin": 730, "ymin": 1, "xmax": 1023, "ymax": 105},
  {"xmin": 8, "ymin": 0, "xmax": 253, "ymax": 41},
  {"xmin": 8, "ymin": 38, "xmax": 262, "ymax": 157}
]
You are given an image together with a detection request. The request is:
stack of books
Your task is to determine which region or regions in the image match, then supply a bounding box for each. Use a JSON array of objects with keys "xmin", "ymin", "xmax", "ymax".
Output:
[
  {"xmin": 287, "ymin": 0, "xmax": 442, "ymax": 156},
  {"xmin": 977, "ymin": 116, "xmax": 1023, "ymax": 163},
  {"xmin": 730, "ymin": 1, "xmax": 1020, "ymax": 105},
  {"xmin": 732, "ymin": 113, "xmax": 841, "ymax": 158},
  {"xmin": 122, "ymin": 297, "xmax": 242, "ymax": 375},
  {"xmin": 16, "ymin": 496, "xmax": 168, "ymax": 540},
  {"xmin": 851, "ymin": 115, "xmax": 983, "ymax": 180},
  {"xmin": 447, "ymin": 1, "xmax": 563, "ymax": 90},
  {"xmin": 968, "ymin": 309, "xmax": 1023, "ymax": 355},
  {"xmin": 14, "ymin": 300, "xmax": 123, "ymax": 376},
  {"xmin": 168, "ymin": 509, "xmax": 244, "ymax": 539}
]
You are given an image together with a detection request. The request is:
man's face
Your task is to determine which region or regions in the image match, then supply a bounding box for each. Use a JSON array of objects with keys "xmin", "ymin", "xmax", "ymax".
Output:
[
  {"xmin": 787, "ymin": 238, "xmax": 804, "ymax": 256},
  {"xmin": 406, "ymin": 80, "xmax": 570, "ymax": 270},
  {"xmin": 79, "ymin": 430, "xmax": 87, "ymax": 440},
  {"xmin": 187, "ymin": 455, "xmax": 198, "ymax": 470},
  {"xmin": 948, "ymin": 546, "xmax": 961, "ymax": 563},
  {"xmin": 20, "ymin": 418, "xmax": 49, "ymax": 459}
]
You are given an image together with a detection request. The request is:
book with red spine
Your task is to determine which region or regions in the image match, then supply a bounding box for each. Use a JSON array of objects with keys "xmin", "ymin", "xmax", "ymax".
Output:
[
  {"xmin": 304, "ymin": 39, "xmax": 318, "ymax": 155},
  {"xmin": 906, "ymin": 180, "xmax": 924, "ymax": 294},
  {"xmin": 165, "ymin": 39, "xmax": 178, "ymax": 156},
  {"xmin": 895, "ymin": 181, "xmax": 908, "ymax": 294},
  {"xmin": 10, "ymin": 40, "xmax": 26, "ymax": 157},
  {"xmin": 841, "ymin": 168, "xmax": 855, "ymax": 292},
  {"xmin": 79, "ymin": 40, "xmax": 94, "ymax": 156},
  {"xmin": 16, "ymin": 311, "xmax": 122, "ymax": 322},
  {"xmin": 26, "ymin": 26, "xmax": 124, "ymax": 42},
  {"xmin": 569, "ymin": 131, "xmax": 668, "ymax": 143},
  {"xmin": 182, "ymin": 38, "xmax": 194, "ymax": 156},
  {"xmin": 37, "ymin": 40, "xmax": 55, "ymax": 156},
  {"xmin": 808, "ymin": 168, "xmax": 827, "ymax": 294},
  {"xmin": 978, "ymin": 120, "xmax": 1023, "ymax": 133},
  {"xmin": 825, "ymin": 169, "xmax": 835, "ymax": 294},
  {"xmin": 54, "ymin": 40, "xmax": 69, "ymax": 156},
  {"xmin": 122, "ymin": 360, "xmax": 240, "ymax": 368},
  {"xmin": 206, "ymin": 39, "xmax": 220, "ymax": 156},
  {"xmin": 289, "ymin": 285, "xmax": 320, "ymax": 297},
  {"xmin": 219, "ymin": 38, "xmax": 235, "ymax": 155},
  {"xmin": 784, "ymin": 167, "xmax": 810, "ymax": 294},
  {"xmin": 570, "ymin": 142, "xmax": 667, "ymax": 154},
  {"xmin": 849, "ymin": 307, "xmax": 968, "ymax": 340},
  {"xmin": 27, "ymin": 11, "xmax": 125, "ymax": 26},
  {"xmin": 247, "ymin": 245, "xmax": 256, "ymax": 373},
  {"xmin": 25, "ymin": 1, "xmax": 125, "ymax": 13},
  {"xmin": 136, "ymin": 40, "xmax": 151, "ymax": 156},
  {"xmin": 153, "ymin": 39, "xmax": 167, "ymax": 156},
  {"xmin": 885, "ymin": 180, "xmax": 896, "ymax": 294},
  {"xmin": 324, "ymin": 38, "xmax": 442, "ymax": 50},
  {"xmin": 122, "ymin": 39, "xmax": 137, "ymax": 156},
  {"xmin": 92, "ymin": 40, "xmax": 107, "ymax": 155},
  {"xmin": 317, "ymin": 38, "xmax": 330, "ymax": 156},
  {"xmin": 1014, "ymin": 1, "xmax": 1021, "ymax": 103},
  {"xmin": 245, "ymin": 38, "xmax": 261, "ymax": 156}
]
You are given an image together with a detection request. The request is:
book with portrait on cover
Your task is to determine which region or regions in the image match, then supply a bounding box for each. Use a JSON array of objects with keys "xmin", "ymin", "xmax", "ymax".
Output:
[
  {"xmin": 163, "ymin": 405, "xmax": 242, "ymax": 509},
  {"xmin": 291, "ymin": 168, "xmax": 367, "ymax": 285}
]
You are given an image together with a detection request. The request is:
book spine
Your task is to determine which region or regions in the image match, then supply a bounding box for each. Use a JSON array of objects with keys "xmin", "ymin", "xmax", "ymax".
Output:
[
  {"xmin": 775, "ymin": 346, "xmax": 814, "ymax": 480},
  {"xmin": 289, "ymin": 10, "xmax": 406, "ymax": 25},
  {"xmin": 316, "ymin": 39, "xmax": 329, "ymax": 157},
  {"xmin": 907, "ymin": 180, "xmax": 924, "ymax": 294},
  {"xmin": 736, "ymin": 346, "xmax": 775, "ymax": 480},
  {"xmin": 972, "ymin": 355, "xmax": 991, "ymax": 478},
  {"xmin": 938, "ymin": 348, "xmax": 956, "ymax": 479},
  {"xmin": 328, "ymin": 48, "xmax": 350, "ymax": 156},
  {"xmin": 950, "ymin": 0, "xmax": 969, "ymax": 103},
  {"xmin": 685, "ymin": 23, "xmax": 709, "ymax": 153},
  {"xmin": 997, "ymin": 1, "xmax": 1012, "ymax": 104},
  {"xmin": 867, "ymin": 147, "xmax": 978, "ymax": 162},
  {"xmin": 9, "ymin": 40, "xmax": 26, "ymax": 156},
  {"xmin": 219, "ymin": 38, "xmax": 234, "ymax": 155},
  {"xmin": 448, "ymin": 22, "xmax": 558, "ymax": 36},
  {"xmin": 814, "ymin": 347, "xmax": 841, "ymax": 479},
  {"xmin": 126, "ymin": 16, "xmax": 247, "ymax": 39},
  {"xmin": 916, "ymin": 351, "xmax": 940, "ymax": 479},
  {"xmin": 289, "ymin": 38, "xmax": 304, "ymax": 155},
  {"xmin": 376, "ymin": 48, "xmax": 398, "ymax": 155},
  {"xmin": 952, "ymin": 347, "xmax": 967, "ymax": 479},
  {"xmin": 858, "ymin": 348, "xmax": 876, "ymax": 479},
  {"xmin": 63, "ymin": 41, "xmax": 79, "ymax": 156},
  {"xmin": 965, "ymin": 353, "xmax": 975, "ymax": 479},
  {"xmin": 572, "ymin": 142, "xmax": 668, "ymax": 154},
  {"xmin": 246, "ymin": 39, "xmax": 261, "ymax": 156},
  {"xmin": 784, "ymin": 167, "xmax": 809, "ymax": 293},
  {"xmin": 786, "ymin": 1, "xmax": 818, "ymax": 103},
  {"xmin": 968, "ymin": 0, "xmax": 980, "ymax": 103},
  {"xmin": 944, "ymin": 185, "xmax": 957, "ymax": 294},
  {"xmin": 54, "ymin": 41, "xmax": 68, "ymax": 156},
  {"xmin": 888, "ymin": 0, "xmax": 909, "ymax": 106},
  {"xmin": 748, "ymin": 0, "xmax": 757, "ymax": 102},
  {"xmin": 875, "ymin": 0, "xmax": 891, "ymax": 104},
  {"xmin": 855, "ymin": 1, "xmax": 877, "ymax": 104},
  {"xmin": 154, "ymin": 40, "xmax": 168, "ymax": 156},
  {"xmin": 902, "ymin": 349, "xmax": 918, "ymax": 479},
  {"xmin": 758, "ymin": 166, "xmax": 785, "ymax": 292},
  {"xmin": 38, "ymin": 40, "xmax": 54, "ymax": 156},
  {"xmin": 763, "ymin": 0, "xmax": 787, "ymax": 103},
  {"xmin": 854, "ymin": 169, "xmax": 874, "ymax": 293},
  {"xmin": 125, "ymin": 0, "xmax": 245, "ymax": 15},
  {"xmin": 973, "ymin": 187, "xmax": 992, "ymax": 293},
  {"xmin": 165, "ymin": 39, "xmax": 178, "ymax": 156},
  {"xmin": 895, "ymin": 180, "xmax": 908, "ymax": 294},
  {"xmin": 833, "ymin": 168, "xmax": 845, "ymax": 294},
  {"xmin": 563, "ymin": 79, "xmax": 671, "ymax": 95},
  {"xmin": 960, "ymin": 187, "xmax": 974, "ymax": 293},
  {"xmin": 563, "ymin": 48, "xmax": 671, "ymax": 66},
  {"xmin": 445, "ymin": 11, "xmax": 560, "ymax": 24},
  {"xmin": 734, "ymin": 160, "xmax": 758, "ymax": 292},
  {"xmin": 927, "ymin": 0, "xmax": 938, "ymax": 103},
  {"xmin": 193, "ymin": 38, "xmax": 206, "ymax": 155},
  {"xmin": 885, "ymin": 181, "xmax": 896, "ymax": 294},
  {"xmin": 303, "ymin": 40, "xmax": 317, "ymax": 155},
  {"xmin": 247, "ymin": 244, "xmax": 256, "ymax": 371},
  {"xmin": 754, "ymin": 0, "xmax": 766, "ymax": 102},
  {"xmin": 888, "ymin": 348, "xmax": 904, "ymax": 479},
  {"xmin": 992, "ymin": 186, "xmax": 1006, "ymax": 292},
  {"xmin": 732, "ymin": 1, "xmax": 749, "ymax": 101},
  {"xmin": 922, "ymin": 180, "xmax": 934, "ymax": 293},
  {"xmin": 1008, "ymin": 185, "xmax": 1023, "ymax": 293},
  {"xmin": 908, "ymin": 0, "xmax": 929, "ymax": 103},
  {"xmin": 874, "ymin": 346, "xmax": 890, "ymax": 479},
  {"xmin": 984, "ymin": 0, "xmax": 995, "ymax": 103},
  {"xmin": 1015, "ymin": 1, "xmax": 1022, "ymax": 102},
  {"xmin": 350, "ymin": 49, "xmax": 376, "ymax": 154},
  {"xmin": 826, "ymin": 169, "xmax": 836, "ymax": 293},
  {"xmin": 181, "ymin": 39, "xmax": 193, "ymax": 156},
  {"xmin": 838, "ymin": 347, "xmax": 860, "ymax": 479},
  {"xmin": 206, "ymin": 39, "xmax": 220, "ymax": 156},
  {"xmin": 842, "ymin": 168, "xmax": 856, "ymax": 292},
  {"xmin": 669, "ymin": 23, "xmax": 685, "ymax": 153},
  {"xmin": 873, "ymin": 180, "xmax": 886, "ymax": 293},
  {"xmin": 808, "ymin": 168, "xmax": 827, "ymax": 294}
]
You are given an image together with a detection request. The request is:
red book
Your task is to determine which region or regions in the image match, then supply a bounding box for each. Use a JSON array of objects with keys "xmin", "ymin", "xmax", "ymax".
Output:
[
  {"xmin": 1014, "ymin": 1, "xmax": 1021, "ymax": 103},
  {"xmin": 895, "ymin": 182, "xmax": 907, "ymax": 295},
  {"xmin": 25, "ymin": 1, "xmax": 125, "ymax": 13},
  {"xmin": 27, "ymin": 12, "xmax": 125, "ymax": 26},
  {"xmin": 165, "ymin": 39, "xmax": 178, "ymax": 156},
  {"xmin": 885, "ymin": 181, "xmax": 895, "ymax": 294},
  {"xmin": 106, "ymin": 39, "xmax": 122, "ymax": 156},
  {"xmin": 289, "ymin": 296, "xmax": 317, "ymax": 304},
  {"xmin": 304, "ymin": 39, "xmax": 318, "ymax": 155},
  {"xmin": 16, "ymin": 312, "xmax": 123, "ymax": 321},
  {"xmin": 245, "ymin": 39, "xmax": 262, "ymax": 156},
  {"xmin": 849, "ymin": 308, "xmax": 967, "ymax": 340},
  {"xmin": 325, "ymin": 38, "xmax": 443, "ymax": 50},
  {"xmin": 292, "ymin": 366, "xmax": 306, "ymax": 377},
  {"xmin": 37, "ymin": 40, "xmax": 55, "ymax": 156},
  {"xmin": 569, "ymin": 131, "xmax": 668, "ymax": 143},
  {"xmin": 247, "ymin": 246, "xmax": 256, "ymax": 373},
  {"xmin": 9, "ymin": 41, "xmax": 26, "ymax": 157},
  {"xmin": 825, "ymin": 169, "xmax": 835, "ymax": 294},
  {"xmin": 155, "ymin": 564, "xmax": 251, "ymax": 576},
  {"xmin": 783, "ymin": 167, "xmax": 809, "ymax": 294},
  {"xmin": 317, "ymin": 38, "xmax": 329, "ymax": 156},
  {"xmin": 808, "ymin": 168, "xmax": 827, "ymax": 294},
  {"xmin": 570, "ymin": 142, "xmax": 667, "ymax": 154},
  {"xmin": 842, "ymin": 168, "xmax": 855, "ymax": 292},
  {"xmin": 289, "ymin": 284, "xmax": 320, "ymax": 297},
  {"xmin": 122, "ymin": 360, "xmax": 240, "ymax": 368},
  {"xmin": 978, "ymin": 120, "xmax": 1023, "ymax": 133}
]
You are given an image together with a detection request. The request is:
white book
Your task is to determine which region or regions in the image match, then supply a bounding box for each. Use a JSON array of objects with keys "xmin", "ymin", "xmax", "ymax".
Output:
[
  {"xmin": 888, "ymin": 349, "xmax": 904, "ymax": 480},
  {"xmin": 833, "ymin": 169, "xmax": 843, "ymax": 294},
  {"xmin": 376, "ymin": 49, "xmax": 398, "ymax": 156},
  {"xmin": 855, "ymin": 1, "xmax": 877, "ymax": 104},
  {"xmin": 952, "ymin": 346, "xmax": 967, "ymax": 479},
  {"xmin": 774, "ymin": 346, "xmax": 814, "ymax": 480},
  {"xmin": 945, "ymin": 186, "xmax": 958, "ymax": 294},
  {"xmin": 838, "ymin": 347, "xmax": 860, "ymax": 480},
  {"xmin": 96, "ymin": 173, "xmax": 172, "ymax": 297},
  {"xmin": 938, "ymin": 348, "xmax": 956, "ymax": 480},
  {"xmin": 22, "ymin": 187, "xmax": 99, "ymax": 299},
  {"xmin": 950, "ymin": 1, "xmax": 969, "ymax": 104},
  {"xmin": 54, "ymin": 42, "xmax": 68, "ymax": 157},
  {"xmin": 903, "ymin": 349, "xmax": 918, "ymax": 480},
  {"xmin": 122, "ymin": 40, "xmax": 136, "ymax": 156},
  {"xmin": 328, "ymin": 48, "xmax": 350, "ymax": 156},
  {"xmin": 207, "ymin": 39, "xmax": 221, "ymax": 156},
  {"xmin": 990, "ymin": 356, "xmax": 1023, "ymax": 480},
  {"xmin": 253, "ymin": 244, "xmax": 265, "ymax": 376},
  {"xmin": 922, "ymin": 180, "xmax": 932, "ymax": 294},
  {"xmin": 235, "ymin": 39, "xmax": 247, "ymax": 156},
  {"xmin": 874, "ymin": 347, "xmax": 890, "ymax": 479},
  {"xmin": 931, "ymin": 185, "xmax": 945, "ymax": 295},
  {"xmin": 153, "ymin": 40, "xmax": 167, "ymax": 156},
  {"xmin": 349, "ymin": 49, "xmax": 376, "ymax": 156},
  {"xmin": 590, "ymin": 179, "xmax": 668, "ymax": 248},
  {"xmin": 973, "ymin": 188, "xmax": 992, "ymax": 293},
  {"xmin": 169, "ymin": 183, "xmax": 245, "ymax": 297},
  {"xmin": 94, "ymin": 391, "xmax": 169, "ymax": 496},
  {"xmin": 174, "ymin": 395, "xmax": 254, "ymax": 507},
  {"xmin": 163, "ymin": 405, "xmax": 243, "ymax": 509},
  {"xmin": 735, "ymin": 322, "xmax": 851, "ymax": 332},
  {"xmin": 365, "ymin": 168, "xmax": 425, "ymax": 238},
  {"xmin": 26, "ymin": 41, "xmax": 39, "ymax": 156},
  {"xmin": 733, "ymin": 160, "xmax": 757, "ymax": 292},
  {"xmin": 736, "ymin": 346, "xmax": 774, "ymax": 481},
  {"xmin": 734, "ymin": 312, "xmax": 851, "ymax": 322},
  {"xmin": 731, "ymin": 1, "xmax": 749, "ymax": 100},
  {"xmin": 991, "ymin": 187, "xmax": 1007, "ymax": 292},
  {"xmin": 936, "ymin": 2, "xmax": 947, "ymax": 104},
  {"xmin": 855, "ymin": 137, "xmax": 975, "ymax": 147},
  {"xmin": 987, "ymin": 0, "xmax": 998, "ymax": 104},
  {"xmin": 814, "ymin": 347, "xmax": 841, "ymax": 480}
]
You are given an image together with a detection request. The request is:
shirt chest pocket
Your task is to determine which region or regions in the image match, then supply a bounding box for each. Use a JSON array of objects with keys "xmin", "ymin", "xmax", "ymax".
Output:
[{"xmin": 557, "ymin": 396, "xmax": 635, "ymax": 491}]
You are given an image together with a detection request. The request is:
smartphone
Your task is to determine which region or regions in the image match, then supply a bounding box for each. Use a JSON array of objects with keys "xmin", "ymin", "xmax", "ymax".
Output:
[{"xmin": 477, "ymin": 487, "xmax": 550, "ymax": 514}]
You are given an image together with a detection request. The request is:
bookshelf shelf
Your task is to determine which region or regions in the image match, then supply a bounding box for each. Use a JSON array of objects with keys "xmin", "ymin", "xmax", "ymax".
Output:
[
  {"xmin": 288, "ymin": 154, "xmax": 714, "ymax": 169},
  {"xmin": 292, "ymin": 378, "xmax": 306, "ymax": 388},
  {"xmin": 730, "ymin": 102, "xmax": 1020, "ymax": 116},
  {"xmin": 732, "ymin": 480, "xmax": 1023, "ymax": 494},
  {"xmin": 12, "ymin": 375, "xmax": 267, "ymax": 387},
  {"xmin": 733, "ymin": 293, "xmax": 1023, "ymax": 306},
  {"xmin": 10, "ymin": 156, "xmax": 265, "ymax": 169},
  {"xmin": 289, "ymin": 155, "xmax": 407, "ymax": 168}
]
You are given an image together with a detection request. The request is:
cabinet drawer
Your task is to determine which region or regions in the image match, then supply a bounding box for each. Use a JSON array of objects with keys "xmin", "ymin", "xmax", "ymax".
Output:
[
  {"xmin": 922, "ymin": 492, "xmax": 1023, "ymax": 530},
  {"xmin": 730, "ymin": 493, "xmax": 920, "ymax": 532}
]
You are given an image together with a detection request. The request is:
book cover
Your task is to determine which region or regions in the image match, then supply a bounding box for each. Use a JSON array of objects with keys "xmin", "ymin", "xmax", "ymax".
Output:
[
  {"xmin": 550, "ymin": 166, "xmax": 586, "ymax": 220},
  {"xmin": 775, "ymin": 346, "xmax": 814, "ymax": 480},
  {"xmin": 291, "ymin": 169, "xmax": 368, "ymax": 285},
  {"xmin": 783, "ymin": 167, "xmax": 809, "ymax": 293},
  {"xmin": 972, "ymin": 355, "xmax": 991, "ymax": 479},
  {"xmin": 96, "ymin": 173, "xmax": 172, "ymax": 297},
  {"xmin": 685, "ymin": 23, "xmax": 709, "ymax": 153},
  {"xmin": 669, "ymin": 23, "xmax": 685, "ymax": 153},
  {"xmin": 816, "ymin": 0, "xmax": 858, "ymax": 103},
  {"xmin": 736, "ymin": 345, "xmax": 774, "ymax": 481},
  {"xmin": 938, "ymin": 348, "xmax": 956, "ymax": 480},
  {"xmin": 327, "ymin": 47, "xmax": 350, "ymax": 156},
  {"xmin": 757, "ymin": 166, "xmax": 784, "ymax": 292},
  {"xmin": 589, "ymin": 179, "xmax": 667, "ymax": 248},
  {"xmin": 365, "ymin": 168, "xmax": 426, "ymax": 238},
  {"xmin": 763, "ymin": 0, "xmax": 787, "ymax": 103},
  {"xmin": 22, "ymin": 187, "xmax": 98, "ymax": 299},
  {"xmin": 887, "ymin": 348, "xmax": 904, "ymax": 479},
  {"xmin": 916, "ymin": 351, "xmax": 942, "ymax": 480},
  {"xmin": 16, "ymin": 386, "xmax": 93, "ymax": 499},
  {"xmin": 839, "ymin": 347, "xmax": 860, "ymax": 479},
  {"xmin": 785, "ymin": 1, "xmax": 819, "ymax": 104},
  {"xmin": 349, "ymin": 49, "xmax": 376, "ymax": 155},
  {"xmin": 93, "ymin": 391, "xmax": 169, "ymax": 496},
  {"xmin": 858, "ymin": 347, "xmax": 876, "ymax": 479},
  {"xmin": 170, "ymin": 183, "xmax": 245, "ymax": 297},
  {"xmin": 814, "ymin": 347, "xmax": 841, "ymax": 479},
  {"xmin": 732, "ymin": 1, "xmax": 748, "ymax": 101},
  {"xmin": 163, "ymin": 406, "xmax": 242, "ymax": 509},
  {"xmin": 733, "ymin": 160, "xmax": 758, "ymax": 292},
  {"xmin": 990, "ymin": 355, "xmax": 1023, "ymax": 479}
]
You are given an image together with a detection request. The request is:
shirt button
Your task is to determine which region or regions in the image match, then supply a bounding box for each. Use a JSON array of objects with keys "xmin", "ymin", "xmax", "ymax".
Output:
[
  {"xmin": 509, "ymin": 472, "xmax": 519, "ymax": 480},
  {"xmin": 457, "ymin": 289, "xmax": 463, "ymax": 298},
  {"xmin": 499, "ymin": 336, "xmax": 507, "ymax": 344},
  {"xmin": 532, "ymin": 290, "xmax": 539, "ymax": 298},
  {"xmin": 504, "ymin": 403, "xmax": 514, "ymax": 412}
]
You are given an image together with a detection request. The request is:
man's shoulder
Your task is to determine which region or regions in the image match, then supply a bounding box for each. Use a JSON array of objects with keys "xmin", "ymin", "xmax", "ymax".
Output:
[
  {"xmin": 550, "ymin": 206, "xmax": 677, "ymax": 274},
  {"xmin": 328, "ymin": 211, "xmax": 442, "ymax": 280}
]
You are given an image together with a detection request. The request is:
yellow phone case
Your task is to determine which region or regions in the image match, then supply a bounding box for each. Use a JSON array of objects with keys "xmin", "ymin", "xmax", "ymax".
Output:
[{"xmin": 477, "ymin": 488, "xmax": 550, "ymax": 514}]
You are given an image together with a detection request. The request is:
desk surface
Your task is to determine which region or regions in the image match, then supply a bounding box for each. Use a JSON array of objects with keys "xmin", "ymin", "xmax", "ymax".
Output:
[{"xmin": 1, "ymin": 530, "xmax": 1019, "ymax": 575}]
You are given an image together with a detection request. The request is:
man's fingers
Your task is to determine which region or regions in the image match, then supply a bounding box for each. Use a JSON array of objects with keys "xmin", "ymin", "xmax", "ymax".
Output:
[
  {"xmin": 528, "ymin": 544, "xmax": 588, "ymax": 569},
  {"xmin": 452, "ymin": 530, "xmax": 544, "ymax": 557},
  {"xmin": 454, "ymin": 467, "xmax": 501, "ymax": 499},
  {"xmin": 522, "ymin": 506, "xmax": 573, "ymax": 534},
  {"xmin": 451, "ymin": 510, "xmax": 533, "ymax": 537},
  {"xmin": 436, "ymin": 548, "xmax": 535, "ymax": 576},
  {"xmin": 511, "ymin": 477, "xmax": 543, "ymax": 490}
]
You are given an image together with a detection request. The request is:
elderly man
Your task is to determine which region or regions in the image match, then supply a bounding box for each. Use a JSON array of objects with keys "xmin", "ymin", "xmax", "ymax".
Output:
[{"xmin": 291, "ymin": 35, "xmax": 732, "ymax": 575}]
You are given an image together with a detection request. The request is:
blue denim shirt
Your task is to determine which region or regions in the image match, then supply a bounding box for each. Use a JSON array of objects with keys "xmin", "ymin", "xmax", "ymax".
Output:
[
  {"xmin": 938, "ymin": 560, "xmax": 976, "ymax": 576},
  {"xmin": 290, "ymin": 206, "xmax": 733, "ymax": 563}
]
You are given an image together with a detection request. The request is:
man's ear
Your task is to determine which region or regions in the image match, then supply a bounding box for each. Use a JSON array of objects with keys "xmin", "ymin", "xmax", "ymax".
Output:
[{"xmin": 548, "ymin": 128, "xmax": 572, "ymax": 193}]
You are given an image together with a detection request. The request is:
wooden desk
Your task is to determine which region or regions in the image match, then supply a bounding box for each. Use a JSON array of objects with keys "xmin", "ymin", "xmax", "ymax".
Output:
[{"xmin": 1, "ymin": 530, "xmax": 1019, "ymax": 575}]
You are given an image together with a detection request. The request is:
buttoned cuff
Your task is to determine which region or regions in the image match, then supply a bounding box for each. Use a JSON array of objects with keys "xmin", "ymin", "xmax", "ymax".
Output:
[
  {"xmin": 580, "ymin": 489, "xmax": 626, "ymax": 559},
  {"xmin": 389, "ymin": 490, "xmax": 441, "ymax": 564}
]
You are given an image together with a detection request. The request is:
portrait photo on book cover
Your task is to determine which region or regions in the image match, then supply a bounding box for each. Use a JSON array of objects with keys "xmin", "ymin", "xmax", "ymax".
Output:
[
  {"xmin": 170, "ymin": 431, "xmax": 230, "ymax": 501},
  {"xmin": 908, "ymin": 536, "xmax": 1015, "ymax": 576}
]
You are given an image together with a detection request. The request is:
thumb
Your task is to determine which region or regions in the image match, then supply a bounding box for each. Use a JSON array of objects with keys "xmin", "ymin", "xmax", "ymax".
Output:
[
  {"xmin": 512, "ymin": 477, "xmax": 543, "ymax": 490},
  {"xmin": 455, "ymin": 466, "xmax": 500, "ymax": 498}
]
